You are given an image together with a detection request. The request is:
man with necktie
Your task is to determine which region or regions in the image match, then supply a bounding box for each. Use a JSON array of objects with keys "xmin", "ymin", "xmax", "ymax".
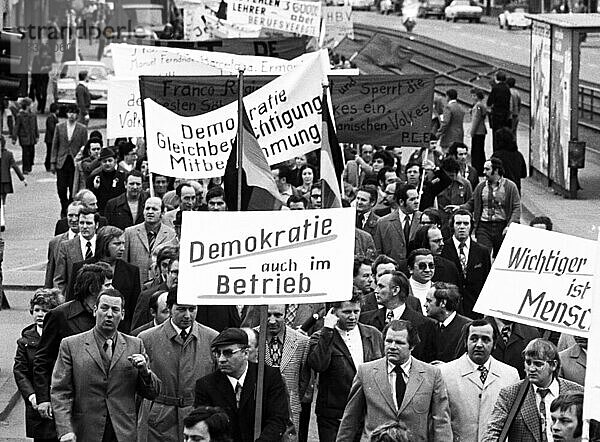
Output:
[{"xmin": 337, "ymin": 319, "xmax": 452, "ymax": 442}]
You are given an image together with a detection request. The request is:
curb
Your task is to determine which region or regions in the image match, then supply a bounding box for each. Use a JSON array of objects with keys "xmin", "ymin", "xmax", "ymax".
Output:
[{"xmin": 0, "ymin": 390, "xmax": 20, "ymax": 422}]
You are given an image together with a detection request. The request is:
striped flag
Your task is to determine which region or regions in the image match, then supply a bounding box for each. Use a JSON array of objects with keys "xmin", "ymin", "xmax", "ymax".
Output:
[{"xmin": 320, "ymin": 92, "xmax": 345, "ymax": 209}]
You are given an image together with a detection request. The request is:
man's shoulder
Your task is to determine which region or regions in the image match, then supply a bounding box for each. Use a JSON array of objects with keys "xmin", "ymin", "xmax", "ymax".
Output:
[
  {"xmin": 412, "ymin": 357, "xmax": 441, "ymax": 376},
  {"xmin": 62, "ymin": 328, "xmax": 93, "ymax": 345},
  {"xmin": 377, "ymin": 210, "xmax": 398, "ymax": 224},
  {"xmin": 125, "ymin": 222, "xmax": 143, "ymax": 234},
  {"xmin": 106, "ymin": 193, "xmax": 126, "ymax": 207},
  {"xmin": 359, "ymin": 308, "xmax": 381, "ymax": 323},
  {"xmin": 358, "ymin": 322, "xmax": 382, "ymax": 338},
  {"xmin": 489, "ymin": 357, "xmax": 519, "ymax": 377},
  {"xmin": 559, "ymin": 377, "xmax": 585, "ymax": 393},
  {"xmin": 498, "ymin": 379, "xmax": 527, "ymax": 397}
]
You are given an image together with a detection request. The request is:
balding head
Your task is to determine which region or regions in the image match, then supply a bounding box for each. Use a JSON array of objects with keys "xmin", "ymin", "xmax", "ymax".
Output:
[{"xmin": 144, "ymin": 197, "xmax": 164, "ymax": 226}]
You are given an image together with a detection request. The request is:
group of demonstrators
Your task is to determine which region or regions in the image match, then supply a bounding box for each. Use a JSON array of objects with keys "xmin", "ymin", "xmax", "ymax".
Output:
[{"xmin": 6, "ymin": 60, "xmax": 594, "ymax": 441}]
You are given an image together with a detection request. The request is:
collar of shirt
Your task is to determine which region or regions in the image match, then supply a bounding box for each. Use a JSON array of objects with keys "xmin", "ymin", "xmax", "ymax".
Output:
[
  {"xmin": 80, "ymin": 235, "xmax": 96, "ymax": 256},
  {"xmin": 535, "ymin": 379, "xmax": 560, "ymax": 398},
  {"xmin": 453, "ymin": 236, "xmax": 470, "ymax": 254},
  {"xmin": 389, "ymin": 304, "xmax": 406, "ymax": 321},
  {"xmin": 441, "ymin": 311, "xmax": 456, "ymax": 328},
  {"xmin": 93, "ymin": 326, "xmax": 117, "ymax": 344},
  {"xmin": 227, "ymin": 363, "xmax": 249, "ymax": 389},
  {"xmin": 145, "ymin": 222, "xmax": 160, "ymax": 236},
  {"xmin": 335, "ymin": 325, "xmax": 360, "ymax": 340},
  {"xmin": 387, "ymin": 356, "xmax": 412, "ymax": 378},
  {"xmin": 170, "ymin": 319, "xmax": 191, "ymax": 337},
  {"xmin": 268, "ymin": 329, "xmax": 286, "ymax": 345},
  {"xmin": 467, "ymin": 354, "xmax": 491, "ymax": 373},
  {"xmin": 398, "ymin": 211, "xmax": 411, "ymax": 225},
  {"xmin": 36, "ymin": 325, "xmax": 44, "ymax": 337},
  {"xmin": 68, "ymin": 229, "xmax": 77, "ymax": 240}
]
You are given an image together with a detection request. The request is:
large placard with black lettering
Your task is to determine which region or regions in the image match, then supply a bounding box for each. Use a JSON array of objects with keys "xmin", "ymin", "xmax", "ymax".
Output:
[
  {"xmin": 177, "ymin": 208, "xmax": 355, "ymax": 304},
  {"xmin": 474, "ymin": 224, "xmax": 595, "ymax": 337}
]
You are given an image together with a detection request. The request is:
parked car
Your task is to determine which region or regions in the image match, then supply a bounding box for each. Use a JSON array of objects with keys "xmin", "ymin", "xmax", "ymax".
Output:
[
  {"xmin": 498, "ymin": 6, "xmax": 532, "ymax": 29},
  {"xmin": 52, "ymin": 61, "xmax": 109, "ymax": 111},
  {"xmin": 418, "ymin": 0, "xmax": 446, "ymax": 18},
  {"xmin": 444, "ymin": 0, "xmax": 483, "ymax": 22}
]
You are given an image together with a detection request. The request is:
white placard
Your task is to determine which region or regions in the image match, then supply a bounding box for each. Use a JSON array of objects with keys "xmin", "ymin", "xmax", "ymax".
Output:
[
  {"xmin": 177, "ymin": 208, "xmax": 356, "ymax": 304},
  {"xmin": 107, "ymin": 78, "xmax": 144, "ymax": 139},
  {"xmin": 474, "ymin": 224, "xmax": 595, "ymax": 337},
  {"xmin": 321, "ymin": 6, "xmax": 353, "ymax": 48}
]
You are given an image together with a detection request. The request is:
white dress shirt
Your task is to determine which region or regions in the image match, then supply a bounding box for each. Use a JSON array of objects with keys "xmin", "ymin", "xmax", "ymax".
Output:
[
  {"xmin": 79, "ymin": 235, "xmax": 96, "ymax": 259},
  {"xmin": 534, "ymin": 379, "xmax": 560, "ymax": 442},
  {"xmin": 453, "ymin": 236, "xmax": 471, "ymax": 261},
  {"xmin": 227, "ymin": 364, "xmax": 249, "ymax": 391},
  {"xmin": 336, "ymin": 325, "xmax": 364, "ymax": 369},
  {"xmin": 388, "ymin": 356, "xmax": 412, "ymax": 410},
  {"xmin": 387, "ymin": 304, "xmax": 406, "ymax": 321},
  {"xmin": 441, "ymin": 311, "xmax": 457, "ymax": 328},
  {"xmin": 170, "ymin": 319, "xmax": 192, "ymax": 338}
]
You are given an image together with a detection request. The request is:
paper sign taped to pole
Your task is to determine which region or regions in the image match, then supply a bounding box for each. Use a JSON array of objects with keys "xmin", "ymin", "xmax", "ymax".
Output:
[
  {"xmin": 107, "ymin": 78, "xmax": 144, "ymax": 139},
  {"xmin": 474, "ymin": 224, "xmax": 596, "ymax": 337},
  {"xmin": 177, "ymin": 208, "xmax": 355, "ymax": 305},
  {"xmin": 143, "ymin": 97, "xmax": 237, "ymax": 179},
  {"xmin": 321, "ymin": 6, "xmax": 353, "ymax": 48}
]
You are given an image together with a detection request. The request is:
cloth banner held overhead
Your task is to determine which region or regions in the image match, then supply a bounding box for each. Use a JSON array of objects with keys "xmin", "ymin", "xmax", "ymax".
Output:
[
  {"xmin": 226, "ymin": 0, "xmax": 321, "ymax": 37},
  {"xmin": 177, "ymin": 208, "xmax": 355, "ymax": 305},
  {"xmin": 474, "ymin": 223, "xmax": 595, "ymax": 337},
  {"xmin": 321, "ymin": 6, "xmax": 353, "ymax": 49}
]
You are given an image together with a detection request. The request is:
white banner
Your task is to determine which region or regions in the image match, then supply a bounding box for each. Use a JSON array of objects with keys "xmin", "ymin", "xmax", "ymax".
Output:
[
  {"xmin": 474, "ymin": 224, "xmax": 595, "ymax": 337},
  {"xmin": 244, "ymin": 49, "xmax": 328, "ymax": 165},
  {"xmin": 178, "ymin": 208, "xmax": 355, "ymax": 304},
  {"xmin": 321, "ymin": 6, "xmax": 353, "ymax": 48},
  {"xmin": 227, "ymin": 0, "xmax": 321, "ymax": 37},
  {"xmin": 583, "ymin": 231, "xmax": 600, "ymax": 421},
  {"xmin": 143, "ymin": 97, "xmax": 238, "ymax": 179},
  {"xmin": 107, "ymin": 78, "xmax": 144, "ymax": 139}
]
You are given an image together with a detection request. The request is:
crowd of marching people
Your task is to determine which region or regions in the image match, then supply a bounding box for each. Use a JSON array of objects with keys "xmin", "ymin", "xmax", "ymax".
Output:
[{"xmin": 3, "ymin": 68, "xmax": 596, "ymax": 442}]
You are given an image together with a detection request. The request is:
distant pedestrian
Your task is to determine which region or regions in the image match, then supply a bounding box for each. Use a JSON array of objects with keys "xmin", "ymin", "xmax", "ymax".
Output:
[
  {"xmin": 75, "ymin": 70, "xmax": 101, "ymax": 126},
  {"xmin": 44, "ymin": 103, "xmax": 59, "ymax": 172},
  {"xmin": 507, "ymin": 77, "xmax": 521, "ymax": 139},
  {"xmin": 1, "ymin": 136, "xmax": 28, "ymax": 231},
  {"xmin": 13, "ymin": 289, "xmax": 62, "ymax": 442},
  {"xmin": 29, "ymin": 44, "xmax": 54, "ymax": 114},
  {"xmin": 470, "ymin": 89, "xmax": 488, "ymax": 175},
  {"xmin": 487, "ymin": 71, "xmax": 512, "ymax": 151},
  {"xmin": 436, "ymin": 89, "xmax": 465, "ymax": 153},
  {"xmin": 12, "ymin": 98, "xmax": 39, "ymax": 174},
  {"xmin": 491, "ymin": 127, "xmax": 527, "ymax": 194}
]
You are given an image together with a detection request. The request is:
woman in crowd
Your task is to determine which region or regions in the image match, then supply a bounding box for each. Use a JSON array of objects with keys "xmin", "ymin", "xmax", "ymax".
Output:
[
  {"xmin": 117, "ymin": 140, "xmax": 139, "ymax": 174},
  {"xmin": 297, "ymin": 164, "xmax": 317, "ymax": 198}
]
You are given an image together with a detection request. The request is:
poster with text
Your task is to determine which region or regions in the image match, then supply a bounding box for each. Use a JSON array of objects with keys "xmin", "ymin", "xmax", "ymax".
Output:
[
  {"xmin": 474, "ymin": 224, "xmax": 595, "ymax": 337},
  {"xmin": 321, "ymin": 6, "xmax": 353, "ymax": 48},
  {"xmin": 177, "ymin": 208, "xmax": 355, "ymax": 304},
  {"xmin": 107, "ymin": 78, "xmax": 144, "ymax": 139},
  {"xmin": 530, "ymin": 21, "xmax": 551, "ymax": 177}
]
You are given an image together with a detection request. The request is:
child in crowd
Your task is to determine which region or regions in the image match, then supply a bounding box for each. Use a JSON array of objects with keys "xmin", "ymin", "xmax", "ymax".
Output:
[{"xmin": 0, "ymin": 135, "xmax": 27, "ymax": 232}]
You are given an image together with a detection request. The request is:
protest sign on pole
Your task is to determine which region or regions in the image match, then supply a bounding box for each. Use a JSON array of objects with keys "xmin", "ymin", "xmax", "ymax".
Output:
[
  {"xmin": 321, "ymin": 6, "xmax": 354, "ymax": 49},
  {"xmin": 107, "ymin": 78, "xmax": 144, "ymax": 139},
  {"xmin": 177, "ymin": 208, "xmax": 355, "ymax": 305},
  {"xmin": 181, "ymin": 0, "xmax": 211, "ymax": 41},
  {"xmin": 226, "ymin": 0, "xmax": 322, "ymax": 37},
  {"xmin": 583, "ymin": 230, "xmax": 600, "ymax": 424},
  {"xmin": 474, "ymin": 223, "xmax": 595, "ymax": 337},
  {"xmin": 142, "ymin": 97, "xmax": 238, "ymax": 179}
]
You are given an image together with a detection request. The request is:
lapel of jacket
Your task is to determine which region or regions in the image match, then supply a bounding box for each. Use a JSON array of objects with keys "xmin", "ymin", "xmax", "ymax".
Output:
[
  {"xmin": 239, "ymin": 363, "xmax": 257, "ymax": 409},
  {"xmin": 359, "ymin": 324, "xmax": 375, "ymax": 362},
  {"xmin": 109, "ymin": 332, "xmax": 127, "ymax": 371},
  {"xmin": 332, "ymin": 329, "xmax": 355, "ymax": 370},
  {"xmin": 70, "ymin": 237, "xmax": 83, "ymax": 262},
  {"xmin": 458, "ymin": 354, "xmax": 483, "ymax": 390},
  {"xmin": 155, "ymin": 224, "xmax": 170, "ymax": 247},
  {"xmin": 520, "ymin": 385, "xmax": 541, "ymax": 440},
  {"xmin": 409, "ymin": 211, "xmax": 421, "ymax": 239},
  {"xmin": 280, "ymin": 327, "xmax": 297, "ymax": 371},
  {"xmin": 570, "ymin": 344, "xmax": 587, "ymax": 368},
  {"xmin": 84, "ymin": 330, "xmax": 107, "ymax": 375},
  {"xmin": 399, "ymin": 359, "xmax": 425, "ymax": 414},
  {"xmin": 484, "ymin": 357, "xmax": 501, "ymax": 390},
  {"xmin": 136, "ymin": 224, "xmax": 150, "ymax": 251},
  {"xmin": 373, "ymin": 359, "xmax": 396, "ymax": 413},
  {"xmin": 390, "ymin": 211, "xmax": 404, "ymax": 242}
]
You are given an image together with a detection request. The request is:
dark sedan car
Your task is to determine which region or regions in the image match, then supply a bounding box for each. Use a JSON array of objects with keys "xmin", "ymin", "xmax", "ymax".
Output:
[{"xmin": 417, "ymin": 0, "xmax": 446, "ymax": 18}]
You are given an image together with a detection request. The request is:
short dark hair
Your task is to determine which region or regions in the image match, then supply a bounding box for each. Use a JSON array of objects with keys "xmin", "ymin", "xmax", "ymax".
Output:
[
  {"xmin": 489, "ymin": 157, "xmax": 505, "ymax": 176},
  {"xmin": 506, "ymin": 77, "xmax": 516, "ymax": 87},
  {"xmin": 470, "ymin": 88, "xmax": 485, "ymax": 100},
  {"xmin": 407, "ymin": 248, "xmax": 432, "ymax": 269},
  {"xmin": 78, "ymin": 70, "xmax": 88, "ymax": 81},
  {"xmin": 118, "ymin": 141, "xmax": 136, "ymax": 160},
  {"xmin": 183, "ymin": 406, "xmax": 233, "ymax": 442},
  {"xmin": 383, "ymin": 319, "xmax": 420, "ymax": 348},
  {"xmin": 357, "ymin": 185, "xmax": 378, "ymax": 205},
  {"xmin": 299, "ymin": 164, "xmax": 317, "ymax": 181},
  {"xmin": 30, "ymin": 288, "xmax": 62, "ymax": 313},
  {"xmin": 431, "ymin": 282, "xmax": 460, "ymax": 312},
  {"xmin": 330, "ymin": 291, "xmax": 361, "ymax": 309},
  {"xmin": 394, "ymin": 183, "xmax": 417, "ymax": 205},
  {"xmin": 449, "ymin": 209, "xmax": 474, "ymax": 234},
  {"xmin": 496, "ymin": 70, "xmax": 507, "ymax": 82},
  {"xmin": 126, "ymin": 169, "xmax": 143, "ymax": 182},
  {"xmin": 404, "ymin": 161, "xmax": 421, "ymax": 175},
  {"xmin": 353, "ymin": 257, "xmax": 373, "ymax": 277},
  {"xmin": 49, "ymin": 102, "xmax": 59, "ymax": 113},
  {"xmin": 550, "ymin": 394, "xmax": 583, "ymax": 439},
  {"xmin": 377, "ymin": 166, "xmax": 396, "ymax": 188},
  {"xmin": 372, "ymin": 254, "xmax": 399, "ymax": 274},
  {"xmin": 275, "ymin": 164, "xmax": 291, "ymax": 181},
  {"xmin": 372, "ymin": 150, "xmax": 394, "ymax": 168},
  {"xmin": 206, "ymin": 186, "xmax": 226, "ymax": 204},
  {"xmin": 448, "ymin": 142, "xmax": 469, "ymax": 157},
  {"xmin": 530, "ymin": 216, "xmax": 553, "ymax": 231},
  {"xmin": 156, "ymin": 244, "xmax": 179, "ymax": 267},
  {"xmin": 441, "ymin": 156, "xmax": 460, "ymax": 174},
  {"xmin": 411, "ymin": 224, "xmax": 440, "ymax": 252},
  {"xmin": 95, "ymin": 288, "xmax": 125, "ymax": 308},
  {"xmin": 73, "ymin": 263, "xmax": 113, "ymax": 302},
  {"xmin": 176, "ymin": 181, "xmax": 195, "ymax": 198},
  {"xmin": 95, "ymin": 226, "xmax": 124, "ymax": 259},
  {"xmin": 420, "ymin": 208, "xmax": 443, "ymax": 228},
  {"xmin": 287, "ymin": 194, "xmax": 308, "ymax": 208},
  {"xmin": 463, "ymin": 318, "xmax": 497, "ymax": 347},
  {"xmin": 166, "ymin": 285, "xmax": 193, "ymax": 309},
  {"xmin": 446, "ymin": 89, "xmax": 458, "ymax": 100}
]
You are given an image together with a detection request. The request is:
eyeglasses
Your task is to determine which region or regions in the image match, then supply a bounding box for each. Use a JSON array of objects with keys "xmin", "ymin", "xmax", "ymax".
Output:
[
  {"xmin": 524, "ymin": 359, "xmax": 551, "ymax": 368},
  {"xmin": 416, "ymin": 262, "xmax": 435, "ymax": 270},
  {"xmin": 212, "ymin": 348, "xmax": 245, "ymax": 358},
  {"xmin": 310, "ymin": 194, "xmax": 322, "ymax": 199}
]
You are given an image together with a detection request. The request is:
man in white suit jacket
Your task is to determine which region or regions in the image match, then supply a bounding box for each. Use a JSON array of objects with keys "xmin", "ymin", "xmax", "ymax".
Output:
[
  {"xmin": 336, "ymin": 319, "xmax": 452, "ymax": 442},
  {"xmin": 439, "ymin": 318, "xmax": 519, "ymax": 442}
]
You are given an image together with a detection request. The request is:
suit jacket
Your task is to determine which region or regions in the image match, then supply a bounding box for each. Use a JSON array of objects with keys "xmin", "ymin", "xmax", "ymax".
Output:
[
  {"xmin": 483, "ymin": 378, "xmax": 584, "ymax": 442},
  {"xmin": 488, "ymin": 319, "xmax": 541, "ymax": 379},
  {"xmin": 54, "ymin": 216, "xmax": 107, "ymax": 236},
  {"xmin": 131, "ymin": 281, "xmax": 168, "ymax": 330},
  {"xmin": 13, "ymin": 109, "xmax": 39, "ymax": 145},
  {"xmin": 359, "ymin": 306, "xmax": 437, "ymax": 363},
  {"xmin": 86, "ymin": 169, "xmax": 127, "ymax": 215},
  {"xmin": 336, "ymin": 357, "xmax": 452, "ymax": 442},
  {"xmin": 439, "ymin": 355, "xmax": 519, "ymax": 442},
  {"xmin": 51, "ymin": 121, "xmax": 88, "ymax": 169},
  {"xmin": 196, "ymin": 305, "xmax": 250, "ymax": 333},
  {"xmin": 441, "ymin": 238, "xmax": 491, "ymax": 319},
  {"xmin": 44, "ymin": 112, "xmax": 59, "ymax": 145},
  {"xmin": 308, "ymin": 324, "xmax": 383, "ymax": 419},
  {"xmin": 435, "ymin": 313, "xmax": 471, "ymax": 363},
  {"xmin": 131, "ymin": 321, "xmax": 154, "ymax": 337},
  {"xmin": 139, "ymin": 320, "xmax": 218, "ymax": 442},
  {"xmin": 373, "ymin": 210, "xmax": 421, "ymax": 267},
  {"xmin": 358, "ymin": 210, "xmax": 379, "ymax": 238},
  {"xmin": 53, "ymin": 236, "xmax": 86, "ymax": 293},
  {"xmin": 50, "ymin": 330, "xmax": 160, "ymax": 442},
  {"xmin": 104, "ymin": 192, "xmax": 148, "ymax": 231},
  {"xmin": 75, "ymin": 83, "xmax": 92, "ymax": 115},
  {"xmin": 559, "ymin": 343, "xmax": 586, "ymax": 386},
  {"xmin": 437, "ymin": 100, "xmax": 465, "ymax": 148},
  {"xmin": 45, "ymin": 232, "xmax": 70, "ymax": 288},
  {"xmin": 67, "ymin": 258, "xmax": 141, "ymax": 333},
  {"xmin": 486, "ymin": 81, "xmax": 511, "ymax": 118},
  {"xmin": 33, "ymin": 300, "xmax": 96, "ymax": 404},
  {"xmin": 194, "ymin": 363, "xmax": 288, "ymax": 442},
  {"xmin": 355, "ymin": 227, "xmax": 377, "ymax": 261},
  {"xmin": 432, "ymin": 255, "xmax": 461, "ymax": 288},
  {"xmin": 124, "ymin": 222, "xmax": 177, "ymax": 285}
]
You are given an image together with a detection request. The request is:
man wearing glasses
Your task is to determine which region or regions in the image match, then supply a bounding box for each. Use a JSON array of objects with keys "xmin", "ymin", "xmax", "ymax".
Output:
[
  {"xmin": 194, "ymin": 328, "xmax": 288, "ymax": 442},
  {"xmin": 138, "ymin": 286, "xmax": 218, "ymax": 442},
  {"xmin": 407, "ymin": 248, "xmax": 435, "ymax": 315},
  {"xmin": 483, "ymin": 338, "xmax": 583, "ymax": 442}
]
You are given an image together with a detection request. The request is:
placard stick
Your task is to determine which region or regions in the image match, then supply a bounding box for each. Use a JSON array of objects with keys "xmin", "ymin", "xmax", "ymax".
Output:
[
  {"xmin": 236, "ymin": 69, "xmax": 245, "ymax": 212},
  {"xmin": 254, "ymin": 305, "xmax": 268, "ymax": 440}
]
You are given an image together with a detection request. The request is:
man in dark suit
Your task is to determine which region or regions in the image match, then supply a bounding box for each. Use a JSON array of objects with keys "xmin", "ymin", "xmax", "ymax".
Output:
[
  {"xmin": 194, "ymin": 328, "xmax": 288, "ymax": 442},
  {"xmin": 337, "ymin": 319, "xmax": 452, "ymax": 442},
  {"xmin": 54, "ymin": 190, "xmax": 108, "ymax": 236},
  {"xmin": 488, "ymin": 316, "xmax": 540, "ymax": 379},
  {"xmin": 373, "ymin": 183, "xmax": 421, "ymax": 269},
  {"xmin": 34, "ymin": 263, "xmax": 113, "ymax": 421},
  {"xmin": 50, "ymin": 105, "xmax": 88, "ymax": 217},
  {"xmin": 372, "ymin": 255, "xmax": 422, "ymax": 311},
  {"xmin": 361, "ymin": 270, "xmax": 437, "ymax": 363},
  {"xmin": 50, "ymin": 288, "xmax": 160, "ymax": 442},
  {"xmin": 437, "ymin": 88, "xmax": 465, "ymax": 152},
  {"xmin": 308, "ymin": 293, "xmax": 383, "ymax": 441},
  {"xmin": 424, "ymin": 282, "xmax": 471, "ymax": 362},
  {"xmin": 441, "ymin": 209, "xmax": 491, "ymax": 319},
  {"xmin": 483, "ymin": 339, "xmax": 584, "ymax": 442},
  {"xmin": 355, "ymin": 185, "xmax": 379, "ymax": 238},
  {"xmin": 86, "ymin": 148, "xmax": 126, "ymax": 216},
  {"xmin": 487, "ymin": 70, "xmax": 512, "ymax": 149},
  {"xmin": 45, "ymin": 201, "xmax": 81, "ymax": 288},
  {"xmin": 409, "ymin": 224, "xmax": 461, "ymax": 287},
  {"xmin": 104, "ymin": 170, "xmax": 148, "ymax": 230}
]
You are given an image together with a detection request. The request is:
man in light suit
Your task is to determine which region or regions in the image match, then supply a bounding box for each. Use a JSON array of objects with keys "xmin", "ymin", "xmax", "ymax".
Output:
[
  {"xmin": 373, "ymin": 183, "xmax": 421, "ymax": 269},
  {"xmin": 439, "ymin": 318, "xmax": 519, "ymax": 441},
  {"xmin": 45, "ymin": 201, "xmax": 81, "ymax": 288},
  {"xmin": 50, "ymin": 105, "xmax": 88, "ymax": 217},
  {"xmin": 559, "ymin": 335, "xmax": 587, "ymax": 386},
  {"xmin": 337, "ymin": 319, "xmax": 452, "ymax": 442},
  {"xmin": 483, "ymin": 339, "xmax": 584, "ymax": 442},
  {"xmin": 123, "ymin": 197, "xmax": 177, "ymax": 285},
  {"xmin": 138, "ymin": 287, "xmax": 218, "ymax": 442},
  {"xmin": 308, "ymin": 292, "xmax": 383, "ymax": 442},
  {"xmin": 53, "ymin": 208, "xmax": 99, "ymax": 293},
  {"xmin": 436, "ymin": 89, "xmax": 465, "ymax": 152},
  {"xmin": 50, "ymin": 288, "xmax": 160, "ymax": 442}
]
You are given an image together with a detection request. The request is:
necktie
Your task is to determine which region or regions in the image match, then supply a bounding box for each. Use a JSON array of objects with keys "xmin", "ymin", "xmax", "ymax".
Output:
[
  {"xmin": 403, "ymin": 215, "xmax": 411, "ymax": 244},
  {"xmin": 85, "ymin": 241, "xmax": 93, "ymax": 260},
  {"xmin": 478, "ymin": 365, "xmax": 488, "ymax": 384},
  {"xmin": 394, "ymin": 365, "xmax": 406, "ymax": 410},
  {"xmin": 501, "ymin": 325, "xmax": 511, "ymax": 344},
  {"xmin": 235, "ymin": 382, "xmax": 242, "ymax": 408},
  {"xmin": 458, "ymin": 241, "xmax": 467, "ymax": 275},
  {"xmin": 440, "ymin": 323, "xmax": 446, "ymax": 331},
  {"xmin": 538, "ymin": 388, "xmax": 550, "ymax": 442},
  {"xmin": 385, "ymin": 310, "xmax": 394, "ymax": 324},
  {"xmin": 103, "ymin": 338, "xmax": 113, "ymax": 361},
  {"xmin": 285, "ymin": 304, "xmax": 298, "ymax": 327},
  {"xmin": 148, "ymin": 230, "xmax": 156, "ymax": 251},
  {"xmin": 269, "ymin": 337, "xmax": 282, "ymax": 366},
  {"xmin": 180, "ymin": 329, "xmax": 188, "ymax": 342},
  {"xmin": 356, "ymin": 213, "xmax": 363, "ymax": 229}
]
